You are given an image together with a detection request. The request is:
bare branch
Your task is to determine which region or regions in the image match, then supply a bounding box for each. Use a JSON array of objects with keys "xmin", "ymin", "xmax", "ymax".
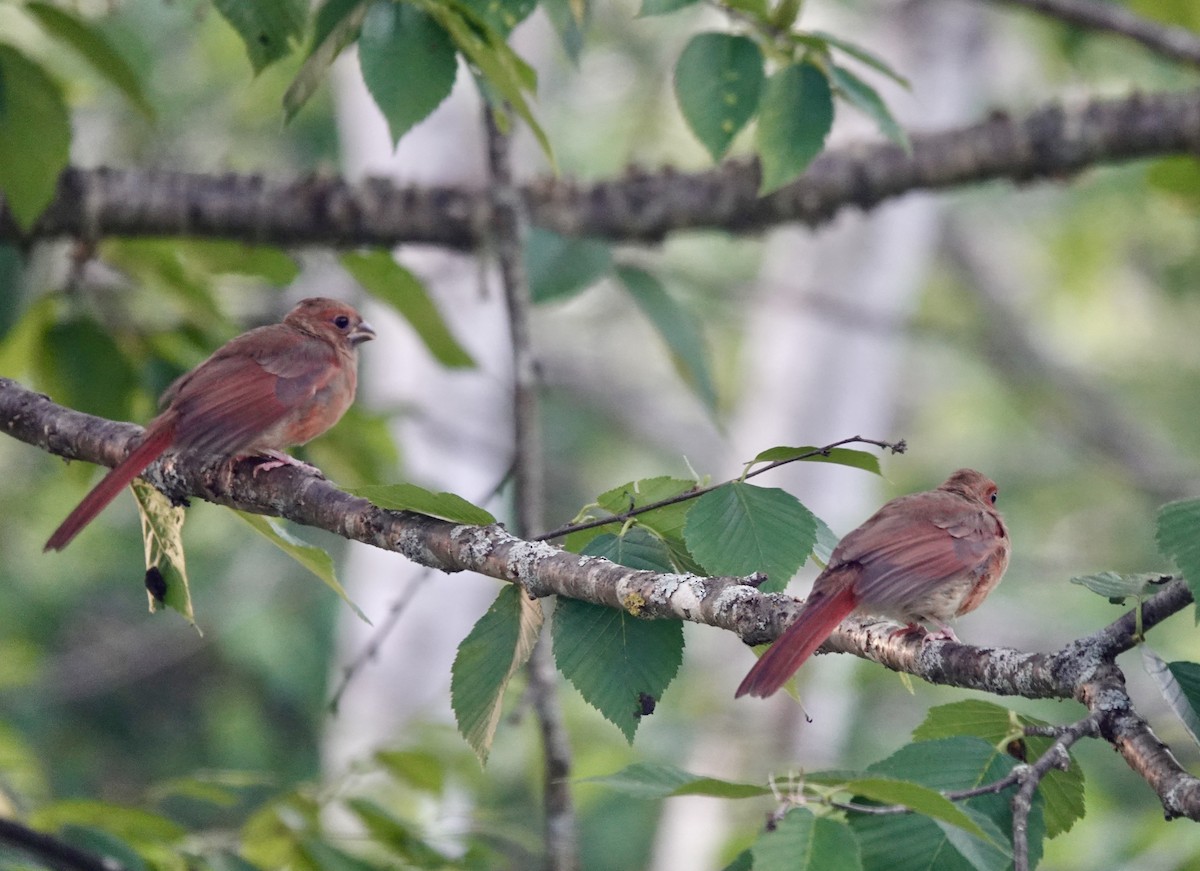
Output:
[
  {"xmin": 987, "ymin": 0, "xmax": 1200, "ymax": 68},
  {"xmin": 6, "ymin": 89, "xmax": 1200, "ymax": 248}
]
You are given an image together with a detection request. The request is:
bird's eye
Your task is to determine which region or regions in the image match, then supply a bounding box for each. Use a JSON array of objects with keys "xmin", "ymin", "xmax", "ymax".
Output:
[
  {"xmin": 990, "ymin": 491, "xmax": 998, "ymax": 504},
  {"xmin": 334, "ymin": 315, "xmax": 351, "ymax": 329}
]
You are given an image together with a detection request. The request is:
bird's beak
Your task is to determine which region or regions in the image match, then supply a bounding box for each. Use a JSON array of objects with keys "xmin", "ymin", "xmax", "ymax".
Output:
[{"xmin": 350, "ymin": 321, "xmax": 376, "ymax": 345}]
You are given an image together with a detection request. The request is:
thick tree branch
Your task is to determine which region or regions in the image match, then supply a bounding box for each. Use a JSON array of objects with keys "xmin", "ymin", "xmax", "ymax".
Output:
[
  {"xmin": 987, "ymin": 0, "xmax": 1200, "ymax": 68},
  {"xmin": 5, "ymin": 89, "xmax": 1200, "ymax": 248},
  {"xmin": 5, "ymin": 378, "xmax": 1200, "ymax": 821}
]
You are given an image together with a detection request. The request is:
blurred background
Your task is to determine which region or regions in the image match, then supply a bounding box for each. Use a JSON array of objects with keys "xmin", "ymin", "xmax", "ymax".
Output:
[{"xmin": 2, "ymin": 0, "xmax": 1200, "ymax": 867}]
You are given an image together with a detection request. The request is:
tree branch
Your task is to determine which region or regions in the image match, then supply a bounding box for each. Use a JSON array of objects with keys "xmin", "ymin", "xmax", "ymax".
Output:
[
  {"xmin": 5, "ymin": 89, "xmax": 1200, "ymax": 248},
  {"xmin": 0, "ymin": 817, "xmax": 128, "ymax": 871},
  {"xmin": 6, "ymin": 377, "xmax": 1200, "ymax": 821},
  {"xmin": 986, "ymin": 0, "xmax": 1200, "ymax": 68}
]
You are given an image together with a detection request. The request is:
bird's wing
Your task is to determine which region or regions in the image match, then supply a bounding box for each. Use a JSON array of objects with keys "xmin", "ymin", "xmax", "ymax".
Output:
[
  {"xmin": 828, "ymin": 495, "xmax": 1004, "ymax": 611},
  {"xmin": 165, "ymin": 325, "xmax": 339, "ymax": 455}
]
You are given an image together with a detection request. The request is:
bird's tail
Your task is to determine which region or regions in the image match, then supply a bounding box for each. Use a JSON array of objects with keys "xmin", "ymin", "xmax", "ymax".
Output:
[
  {"xmin": 735, "ymin": 579, "xmax": 858, "ymax": 698},
  {"xmin": 44, "ymin": 425, "xmax": 175, "ymax": 551}
]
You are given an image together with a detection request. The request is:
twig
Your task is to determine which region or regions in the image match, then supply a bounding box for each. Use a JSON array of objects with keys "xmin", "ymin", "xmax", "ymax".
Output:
[
  {"xmin": 986, "ymin": 0, "xmax": 1200, "ymax": 68},
  {"xmin": 534, "ymin": 436, "xmax": 905, "ymax": 541},
  {"xmin": 0, "ymin": 817, "xmax": 128, "ymax": 871},
  {"xmin": 484, "ymin": 109, "xmax": 578, "ymax": 871}
]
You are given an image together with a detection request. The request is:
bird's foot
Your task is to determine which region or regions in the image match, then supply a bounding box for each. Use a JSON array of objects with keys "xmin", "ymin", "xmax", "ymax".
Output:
[
  {"xmin": 251, "ymin": 450, "xmax": 325, "ymax": 478},
  {"xmin": 921, "ymin": 623, "xmax": 960, "ymax": 645},
  {"xmin": 888, "ymin": 622, "xmax": 927, "ymax": 640}
]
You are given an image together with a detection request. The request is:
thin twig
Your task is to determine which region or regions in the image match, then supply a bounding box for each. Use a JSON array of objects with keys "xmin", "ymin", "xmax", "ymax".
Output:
[
  {"xmin": 534, "ymin": 435, "xmax": 905, "ymax": 541},
  {"xmin": 484, "ymin": 109, "xmax": 579, "ymax": 871},
  {"xmin": 987, "ymin": 0, "xmax": 1200, "ymax": 68}
]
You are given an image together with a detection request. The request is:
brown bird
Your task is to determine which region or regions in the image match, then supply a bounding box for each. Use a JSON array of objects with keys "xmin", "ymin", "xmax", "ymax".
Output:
[
  {"xmin": 735, "ymin": 469, "xmax": 1010, "ymax": 698},
  {"xmin": 44, "ymin": 297, "xmax": 375, "ymax": 551}
]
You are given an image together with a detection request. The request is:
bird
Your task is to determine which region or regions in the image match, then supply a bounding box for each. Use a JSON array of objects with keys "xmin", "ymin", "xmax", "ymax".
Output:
[
  {"xmin": 44, "ymin": 297, "xmax": 375, "ymax": 551},
  {"xmin": 735, "ymin": 468, "xmax": 1010, "ymax": 698}
]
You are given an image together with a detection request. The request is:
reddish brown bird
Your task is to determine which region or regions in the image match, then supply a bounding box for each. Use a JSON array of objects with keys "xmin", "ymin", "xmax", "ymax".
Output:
[
  {"xmin": 44, "ymin": 297, "xmax": 375, "ymax": 551},
  {"xmin": 735, "ymin": 469, "xmax": 1010, "ymax": 698}
]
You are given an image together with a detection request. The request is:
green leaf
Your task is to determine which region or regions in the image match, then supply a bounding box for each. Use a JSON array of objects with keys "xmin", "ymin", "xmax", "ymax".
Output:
[
  {"xmin": 36, "ymin": 315, "xmax": 138, "ymax": 421},
  {"xmin": 683, "ymin": 482, "xmax": 817, "ymax": 591},
  {"xmin": 346, "ymin": 798, "xmax": 453, "ymax": 865},
  {"xmin": 130, "ymin": 479, "xmax": 196, "ymax": 627},
  {"xmin": 0, "ymin": 46, "xmax": 70, "ymax": 231},
  {"xmin": 235, "ymin": 512, "xmax": 368, "ymax": 622},
  {"xmin": 756, "ymin": 61, "xmax": 834, "ymax": 194},
  {"xmin": 375, "ymin": 749, "xmax": 445, "ymax": 795},
  {"xmin": 913, "ymin": 700, "xmax": 1084, "ymax": 838},
  {"xmin": 850, "ymin": 737, "xmax": 1039, "ymax": 871},
  {"xmin": 618, "ymin": 265, "xmax": 717, "ymax": 411},
  {"xmin": 749, "ymin": 445, "xmax": 882, "ymax": 475},
  {"xmin": 212, "ymin": 0, "xmax": 306, "ymax": 72},
  {"xmin": 844, "ymin": 777, "xmax": 991, "ymax": 842},
  {"xmin": 358, "ymin": 0, "xmax": 458, "ymax": 146},
  {"xmin": 1069, "ymin": 570, "xmax": 1171, "ymax": 603},
  {"xmin": 341, "ymin": 250, "xmax": 474, "ymax": 367},
  {"xmin": 25, "ymin": 3, "xmax": 155, "ymax": 118},
  {"xmin": 451, "ymin": 585, "xmax": 543, "ymax": 763},
  {"xmin": 552, "ymin": 598, "xmax": 683, "ymax": 742},
  {"xmin": 673, "ymin": 33, "xmax": 763, "ymax": 162},
  {"xmin": 31, "ymin": 800, "xmax": 186, "ymax": 843},
  {"xmin": 752, "ymin": 809, "xmax": 862, "ymax": 871},
  {"xmin": 175, "ymin": 240, "xmax": 300, "ymax": 284},
  {"xmin": 808, "ymin": 31, "xmax": 909, "ymax": 88},
  {"xmin": 460, "ymin": 0, "xmax": 538, "ymax": 36},
  {"xmin": 1156, "ymin": 498, "xmax": 1200, "ymax": 621},
  {"xmin": 829, "ymin": 64, "xmax": 908, "ymax": 151},
  {"xmin": 350, "ymin": 483, "xmax": 496, "ymax": 525},
  {"xmin": 563, "ymin": 476, "xmax": 703, "ymax": 574},
  {"xmin": 583, "ymin": 529, "xmax": 675, "ymax": 573},
  {"xmin": 640, "ymin": 0, "xmax": 700, "ymax": 14},
  {"xmin": 1143, "ymin": 649, "xmax": 1200, "ymax": 749},
  {"xmin": 584, "ymin": 762, "xmax": 769, "ymax": 799},
  {"xmin": 284, "ymin": 0, "xmax": 369, "ymax": 120},
  {"xmin": 812, "ymin": 514, "xmax": 839, "ymax": 566},
  {"xmin": 526, "ymin": 228, "xmax": 613, "ymax": 303},
  {"xmin": 541, "ymin": 0, "xmax": 588, "ymax": 64}
]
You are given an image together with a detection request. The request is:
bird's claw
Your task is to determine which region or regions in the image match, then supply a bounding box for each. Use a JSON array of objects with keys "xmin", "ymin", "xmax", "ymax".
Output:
[{"xmin": 251, "ymin": 450, "xmax": 325, "ymax": 478}]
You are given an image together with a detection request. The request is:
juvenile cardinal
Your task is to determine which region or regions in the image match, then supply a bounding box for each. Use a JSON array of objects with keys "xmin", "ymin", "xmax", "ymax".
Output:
[
  {"xmin": 44, "ymin": 297, "xmax": 375, "ymax": 551},
  {"xmin": 735, "ymin": 469, "xmax": 1010, "ymax": 698}
]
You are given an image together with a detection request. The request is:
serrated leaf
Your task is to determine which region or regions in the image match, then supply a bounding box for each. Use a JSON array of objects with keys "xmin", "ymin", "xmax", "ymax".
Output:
[
  {"xmin": 460, "ymin": 0, "xmax": 537, "ymax": 36},
  {"xmin": 1069, "ymin": 570, "xmax": 1170, "ymax": 603},
  {"xmin": 640, "ymin": 0, "xmax": 700, "ymax": 14},
  {"xmin": 451, "ymin": 585, "xmax": 543, "ymax": 763},
  {"xmin": 749, "ymin": 445, "xmax": 882, "ymax": 475},
  {"xmin": 851, "ymin": 737, "xmax": 1039, "ymax": 871},
  {"xmin": 618, "ymin": 265, "xmax": 717, "ymax": 411},
  {"xmin": 753, "ymin": 809, "xmax": 862, "ymax": 871},
  {"xmin": 284, "ymin": 0, "xmax": 368, "ymax": 120},
  {"xmin": 583, "ymin": 530, "xmax": 675, "ymax": 573},
  {"xmin": 673, "ymin": 33, "xmax": 763, "ymax": 162},
  {"xmin": 0, "ymin": 46, "xmax": 70, "ymax": 231},
  {"xmin": 808, "ymin": 31, "xmax": 909, "ymax": 88},
  {"xmin": 526, "ymin": 228, "xmax": 613, "ymax": 303},
  {"xmin": 341, "ymin": 250, "xmax": 474, "ymax": 367},
  {"xmin": 235, "ymin": 512, "xmax": 368, "ymax": 622},
  {"xmin": 913, "ymin": 700, "xmax": 1084, "ymax": 838},
  {"xmin": 1156, "ymin": 498, "xmax": 1200, "ymax": 622},
  {"xmin": 683, "ymin": 482, "xmax": 817, "ymax": 591},
  {"xmin": 1144, "ymin": 649, "xmax": 1200, "ymax": 749},
  {"xmin": 350, "ymin": 483, "xmax": 496, "ymax": 525},
  {"xmin": 829, "ymin": 64, "xmax": 908, "ymax": 151},
  {"xmin": 756, "ymin": 62, "xmax": 833, "ymax": 194},
  {"xmin": 358, "ymin": 0, "xmax": 458, "ymax": 146},
  {"xmin": 552, "ymin": 598, "xmax": 683, "ymax": 742},
  {"xmin": 844, "ymin": 777, "xmax": 991, "ymax": 843},
  {"xmin": 583, "ymin": 762, "xmax": 769, "ymax": 799},
  {"xmin": 131, "ymin": 479, "xmax": 195, "ymax": 627},
  {"xmin": 212, "ymin": 0, "xmax": 306, "ymax": 73},
  {"xmin": 26, "ymin": 3, "xmax": 154, "ymax": 118}
]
